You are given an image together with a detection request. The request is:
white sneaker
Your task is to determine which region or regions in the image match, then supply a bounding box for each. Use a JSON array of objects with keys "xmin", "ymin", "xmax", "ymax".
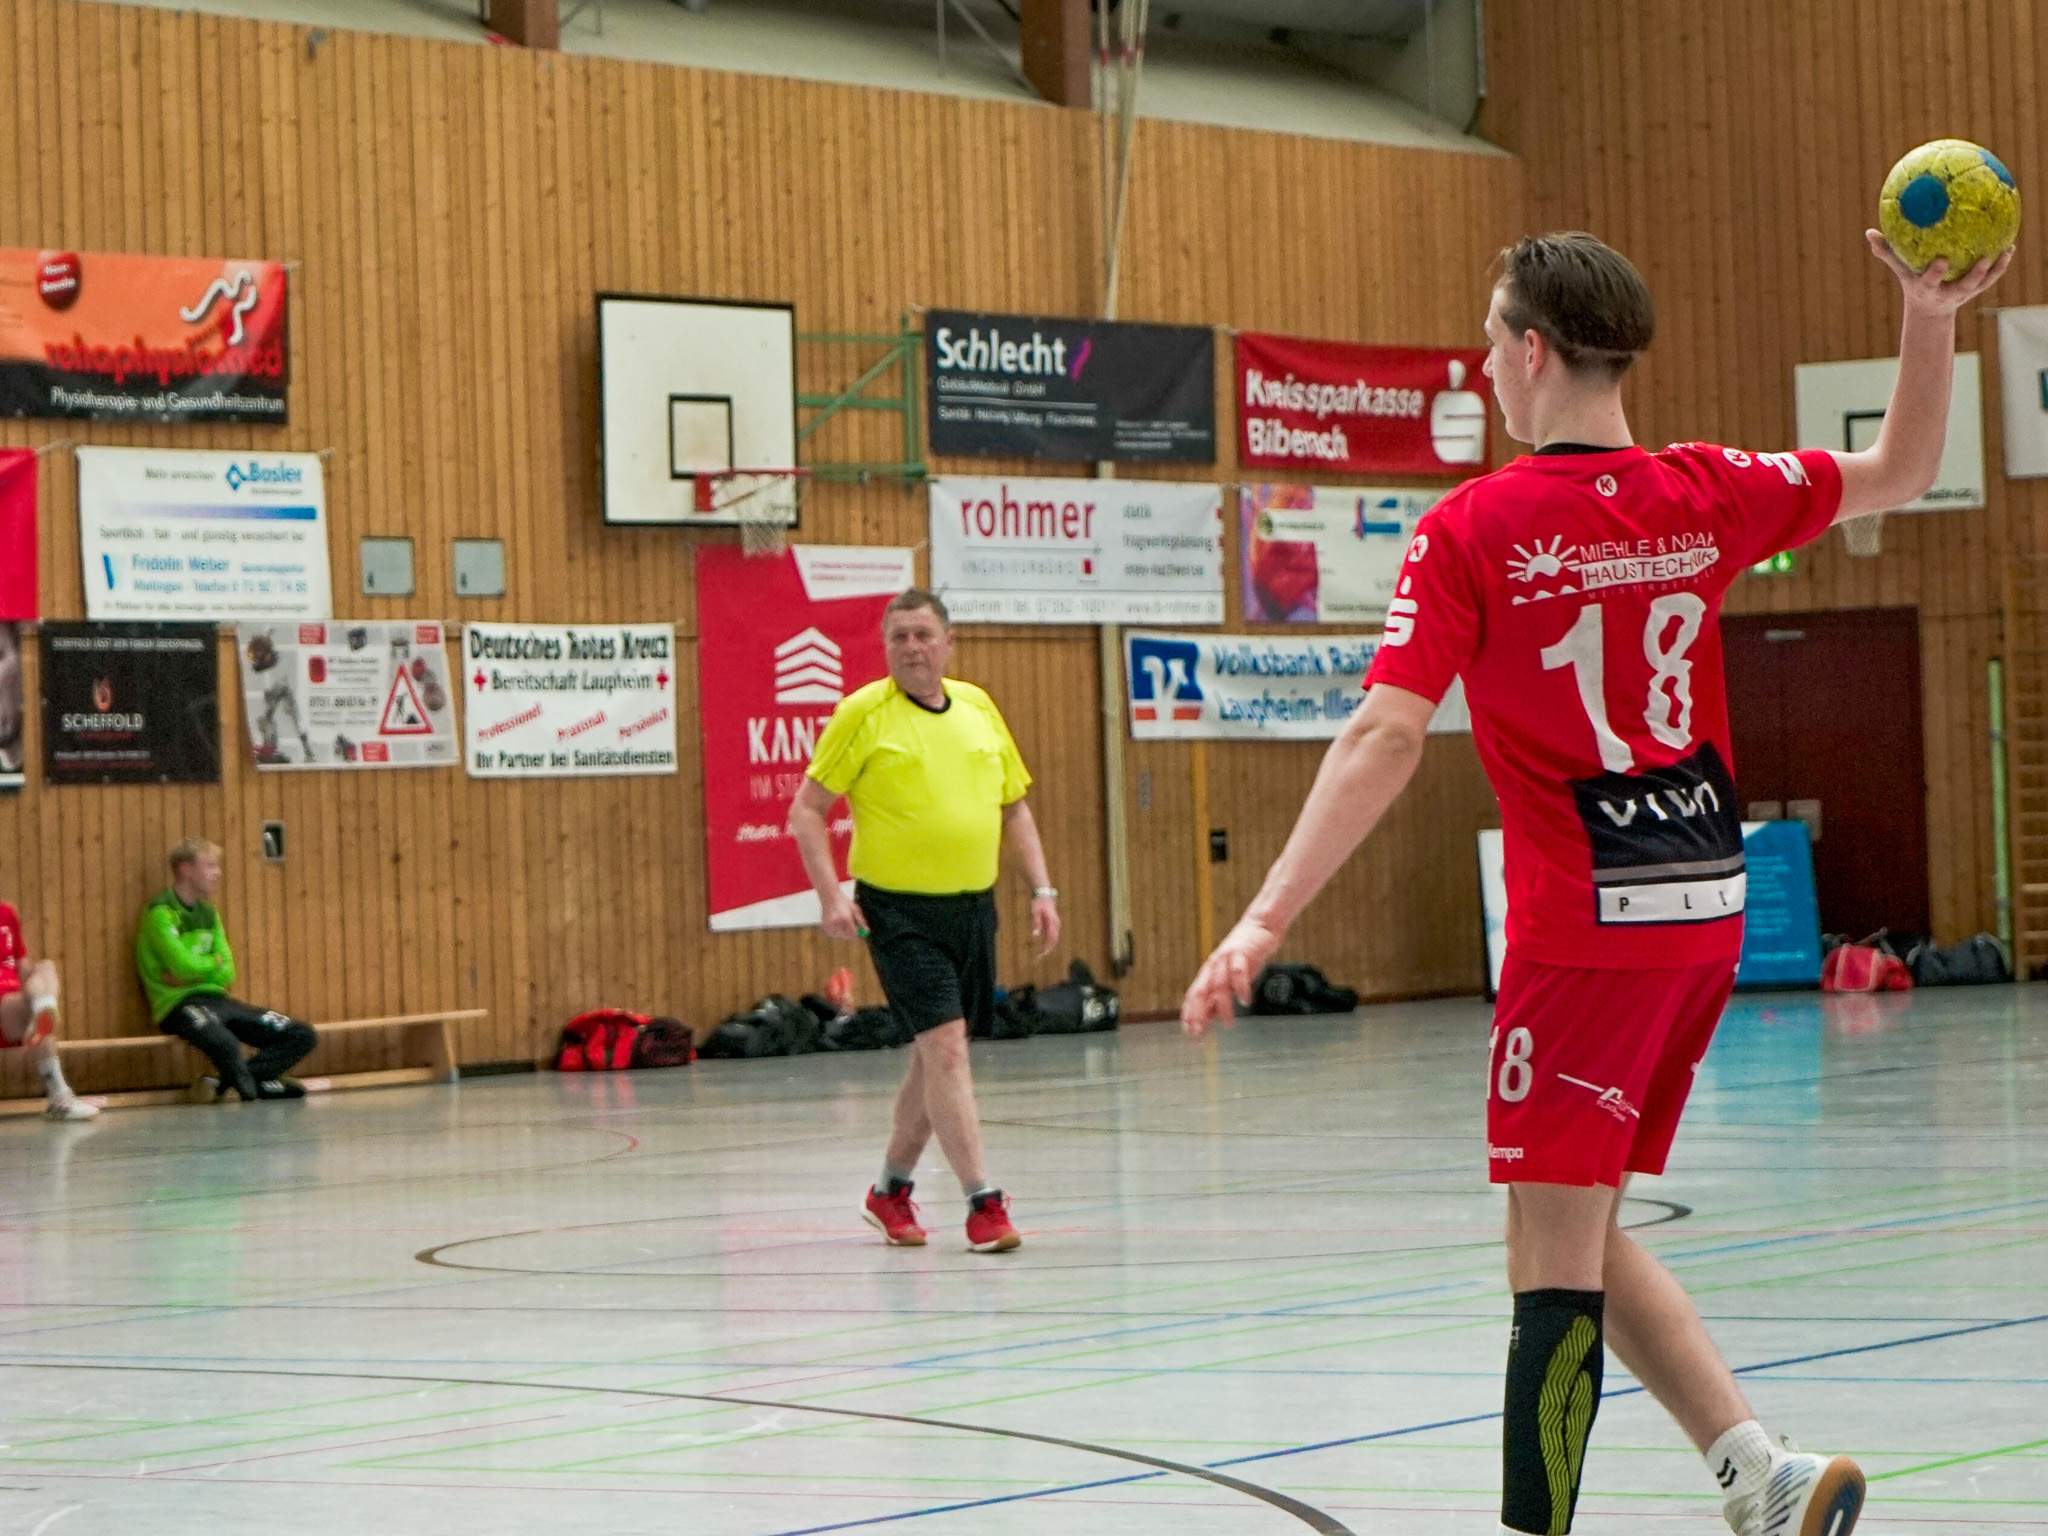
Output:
[
  {"xmin": 44, "ymin": 1098, "xmax": 99, "ymax": 1122},
  {"xmin": 1727, "ymin": 1447, "xmax": 1865, "ymax": 1536}
]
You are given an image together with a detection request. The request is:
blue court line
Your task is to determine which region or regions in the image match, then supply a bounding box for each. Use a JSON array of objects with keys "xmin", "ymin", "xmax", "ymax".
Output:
[
  {"xmin": 754, "ymin": 1310, "xmax": 2048, "ymax": 1535},
  {"xmin": 1654, "ymin": 1194, "xmax": 2048, "ymax": 1263}
]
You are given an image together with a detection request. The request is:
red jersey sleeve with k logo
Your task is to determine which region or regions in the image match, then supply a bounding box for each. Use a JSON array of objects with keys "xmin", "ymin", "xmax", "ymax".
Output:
[{"xmin": 1367, "ymin": 443, "xmax": 1841, "ymax": 968}]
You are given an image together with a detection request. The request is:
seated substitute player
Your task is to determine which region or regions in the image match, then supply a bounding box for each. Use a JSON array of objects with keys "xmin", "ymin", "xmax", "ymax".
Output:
[
  {"xmin": 0, "ymin": 903, "xmax": 98, "ymax": 1121},
  {"xmin": 136, "ymin": 837, "xmax": 318, "ymax": 1102},
  {"xmin": 1183, "ymin": 230, "xmax": 2008, "ymax": 1536},
  {"xmin": 789, "ymin": 589, "xmax": 1059, "ymax": 1254}
]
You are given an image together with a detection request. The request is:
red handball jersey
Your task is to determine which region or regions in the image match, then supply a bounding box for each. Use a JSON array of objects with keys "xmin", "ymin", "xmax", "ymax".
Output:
[
  {"xmin": 0, "ymin": 901, "xmax": 22, "ymax": 993},
  {"xmin": 1366, "ymin": 443, "xmax": 1842, "ymax": 969}
]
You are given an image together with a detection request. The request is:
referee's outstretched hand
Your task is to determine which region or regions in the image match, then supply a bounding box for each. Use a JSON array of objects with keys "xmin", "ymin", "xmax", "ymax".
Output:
[{"xmin": 1181, "ymin": 916, "xmax": 1283, "ymax": 1038}]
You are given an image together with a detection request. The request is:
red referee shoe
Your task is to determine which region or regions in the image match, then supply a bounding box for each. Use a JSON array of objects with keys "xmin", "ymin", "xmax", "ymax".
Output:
[
  {"xmin": 966, "ymin": 1190, "xmax": 1021, "ymax": 1253},
  {"xmin": 862, "ymin": 1181, "xmax": 927, "ymax": 1246}
]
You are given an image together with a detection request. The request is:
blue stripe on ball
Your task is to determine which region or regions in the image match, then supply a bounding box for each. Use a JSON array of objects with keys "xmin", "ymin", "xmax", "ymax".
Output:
[
  {"xmin": 1982, "ymin": 149, "xmax": 2017, "ymax": 188},
  {"xmin": 1899, "ymin": 173, "xmax": 1950, "ymax": 228}
]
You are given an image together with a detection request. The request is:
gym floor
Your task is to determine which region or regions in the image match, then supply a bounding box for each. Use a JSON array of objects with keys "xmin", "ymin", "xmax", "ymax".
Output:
[{"xmin": 0, "ymin": 988, "xmax": 2041, "ymax": 1535}]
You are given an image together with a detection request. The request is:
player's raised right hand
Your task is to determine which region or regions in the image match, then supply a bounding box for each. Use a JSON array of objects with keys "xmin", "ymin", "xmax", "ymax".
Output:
[{"xmin": 1182, "ymin": 916, "xmax": 1284, "ymax": 1038}]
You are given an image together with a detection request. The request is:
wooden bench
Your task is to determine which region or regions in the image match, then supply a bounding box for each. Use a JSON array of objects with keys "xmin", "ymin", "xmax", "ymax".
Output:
[{"xmin": 0, "ymin": 1008, "xmax": 485, "ymax": 1115}]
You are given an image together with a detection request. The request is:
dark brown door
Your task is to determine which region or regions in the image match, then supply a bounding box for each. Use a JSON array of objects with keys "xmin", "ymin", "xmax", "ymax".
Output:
[{"xmin": 1721, "ymin": 608, "xmax": 1930, "ymax": 940}]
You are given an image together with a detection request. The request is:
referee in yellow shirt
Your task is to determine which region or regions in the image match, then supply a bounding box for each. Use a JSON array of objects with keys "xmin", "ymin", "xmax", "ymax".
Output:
[{"xmin": 789, "ymin": 590, "xmax": 1058, "ymax": 1254}]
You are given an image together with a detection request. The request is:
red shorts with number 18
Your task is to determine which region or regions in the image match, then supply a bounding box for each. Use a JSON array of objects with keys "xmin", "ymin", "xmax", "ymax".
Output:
[{"xmin": 1485, "ymin": 955, "xmax": 1737, "ymax": 1187}]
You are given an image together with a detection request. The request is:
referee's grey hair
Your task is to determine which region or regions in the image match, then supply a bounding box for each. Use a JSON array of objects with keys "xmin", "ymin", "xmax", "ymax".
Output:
[{"xmin": 884, "ymin": 589, "xmax": 950, "ymax": 627}]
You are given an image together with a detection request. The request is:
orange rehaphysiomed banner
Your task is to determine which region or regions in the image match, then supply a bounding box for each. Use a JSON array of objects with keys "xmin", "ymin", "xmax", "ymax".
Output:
[{"xmin": 0, "ymin": 249, "xmax": 288, "ymax": 422}]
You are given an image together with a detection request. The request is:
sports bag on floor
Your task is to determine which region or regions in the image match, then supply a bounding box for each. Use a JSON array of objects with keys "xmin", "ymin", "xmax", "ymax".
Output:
[
  {"xmin": 1249, "ymin": 962, "xmax": 1360, "ymax": 1015},
  {"xmin": 555, "ymin": 1009, "xmax": 644, "ymax": 1071},
  {"xmin": 1820, "ymin": 942, "xmax": 1913, "ymax": 993},
  {"xmin": 1024, "ymin": 960, "xmax": 1121, "ymax": 1035},
  {"xmin": 1905, "ymin": 933, "xmax": 2011, "ymax": 987},
  {"xmin": 698, "ymin": 996, "xmax": 823, "ymax": 1059}
]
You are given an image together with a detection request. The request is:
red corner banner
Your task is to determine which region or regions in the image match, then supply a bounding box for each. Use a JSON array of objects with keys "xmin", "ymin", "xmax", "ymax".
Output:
[
  {"xmin": 0, "ymin": 249, "xmax": 288, "ymax": 423},
  {"xmin": 1235, "ymin": 333, "xmax": 1491, "ymax": 478},
  {"xmin": 0, "ymin": 449, "xmax": 35, "ymax": 620},
  {"xmin": 696, "ymin": 545, "xmax": 911, "ymax": 933}
]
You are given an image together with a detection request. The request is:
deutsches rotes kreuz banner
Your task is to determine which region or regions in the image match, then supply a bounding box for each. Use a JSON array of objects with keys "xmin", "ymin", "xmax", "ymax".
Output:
[
  {"xmin": 1125, "ymin": 629, "xmax": 1468, "ymax": 741},
  {"xmin": 463, "ymin": 622, "xmax": 677, "ymax": 777}
]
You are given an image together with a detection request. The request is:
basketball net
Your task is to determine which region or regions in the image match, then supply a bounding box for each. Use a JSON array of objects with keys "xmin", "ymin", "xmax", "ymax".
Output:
[
  {"xmin": 695, "ymin": 469, "xmax": 806, "ymax": 557},
  {"xmin": 1842, "ymin": 512, "xmax": 1884, "ymax": 557}
]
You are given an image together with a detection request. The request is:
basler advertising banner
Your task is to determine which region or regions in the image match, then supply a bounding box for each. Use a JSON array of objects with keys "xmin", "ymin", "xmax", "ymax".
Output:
[
  {"xmin": 1125, "ymin": 629, "xmax": 1468, "ymax": 741},
  {"xmin": 463, "ymin": 622, "xmax": 677, "ymax": 778},
  {"xmin": 39, "ymin": 622, "xmax": 220, "ymax": 784},
  {"xmin": 925, "ymin": 309, "xmax": 1214, "ymax": 463},
  {"xmin": 1240, "ymin": 483, "xmax": 1440, "ymax": 624},
  {"xmin": 0, "ymin": 448, "xmax": 35, "ymax": 620},
  {"xmin": 0, "ymin": 249, "xmax": 288, "ymax": 422},
  {"xmin": 1235, "ymin": 333, "xmax": 1490, "ymax": 478},
  {"xmin": 929, "ymin": 476, "xmax": 1224, "ymax": 624},
  {"xmin": 77, "ymin": 447, "xmax": 332, "ymax": 622},
  {"xmin": 237, "ymin": 621, "xmax": 458, "ymax": 769},
  {"xmin": 696, "ymin": 544, "xmax": 911, "ymax": 932}
]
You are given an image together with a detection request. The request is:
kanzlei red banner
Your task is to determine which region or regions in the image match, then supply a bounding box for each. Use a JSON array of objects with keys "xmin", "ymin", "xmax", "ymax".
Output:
[
  {"xmin": 1235, "ymin": 332, "xmax": 1491, "ymax": 478},
  {"xmin": 0, "ymin": 249, "xmax": 288, "ymax": 423},
  {"xmin": 696, "ymin": 545, "xmax": 911, "ymax": 932},
  {"xmin": 0, "ymin": 450, "xmax": 35, "ymax": 620}
]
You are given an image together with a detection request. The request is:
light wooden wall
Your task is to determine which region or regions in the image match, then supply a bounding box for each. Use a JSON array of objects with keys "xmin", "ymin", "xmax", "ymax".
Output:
[
  {"xmin": 0, "ymin": 0, "xmax": 1525, "ymax": 1062},
  {"xmin": 1486, "ymin": 0, "xmax": 2046, "ymax": 944}
]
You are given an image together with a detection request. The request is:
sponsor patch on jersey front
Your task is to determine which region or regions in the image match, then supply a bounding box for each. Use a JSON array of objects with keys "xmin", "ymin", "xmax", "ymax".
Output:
[{"xmin": 1569, "ymin": 743, "xmax": 1745, "ymax": 925}]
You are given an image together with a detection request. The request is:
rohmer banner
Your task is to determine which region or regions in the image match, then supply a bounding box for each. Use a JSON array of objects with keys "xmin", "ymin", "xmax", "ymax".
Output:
[
  {"xmin": 1240, "ymin": 483, "xmax": 1440, "ymax": 624},
  {"xmin": 77, "ymin": 447, "xmax": 332, "ymax": 623},
  {"xmin": 237, "ymin": 621, "xmax": 458, "ymax": 770},
  {"xmin": 463, "ymin": 623, "xmax": 677, "ymax": 779},
  {"xmin": 0, "ymin": 250, "xmax": 288, "ymax": 423},
  {"xmin": 1125, "ymin": 629, "xmax": 1468, "ymax": 741},
  {"xmin": 1235, "ymin": 333, "xmax": 1490, "ymax": 478},
  {"xmin": 929, "ymin": 476, "xmax": 1224, "ymax": 624},
  {"xmin": 696, "ymin": 545, "xmax": 911, "ymax": 932},
  {"xmin": 924, "ymin": 309, "xmax": 1214, "ymax": 463}
]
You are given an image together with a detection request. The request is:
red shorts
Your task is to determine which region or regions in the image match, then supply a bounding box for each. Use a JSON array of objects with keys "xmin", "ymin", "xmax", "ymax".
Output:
[{"xmin": 1485, "ymin": 954, "xmax": 1736, "ymax": 1186}]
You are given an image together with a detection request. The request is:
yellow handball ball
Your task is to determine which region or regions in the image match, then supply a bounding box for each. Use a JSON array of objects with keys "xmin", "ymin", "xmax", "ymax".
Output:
[{"xmin": 1879, "ymin": 138, "xmax": 2020, "ymax": 279}]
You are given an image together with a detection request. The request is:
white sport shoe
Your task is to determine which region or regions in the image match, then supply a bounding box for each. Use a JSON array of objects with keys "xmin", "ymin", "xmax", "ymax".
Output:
[
  {"xmin": 1727, "ymin": 1447, "xmax": 1865, "ymax": 1536},
  {"xmin": 44, "ymin": 1098, "xmax": 99, "ymax": 1122}
]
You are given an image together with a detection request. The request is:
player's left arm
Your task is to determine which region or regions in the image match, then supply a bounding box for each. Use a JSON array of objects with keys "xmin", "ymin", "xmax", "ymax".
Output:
[
  {"xmin": 1832, "ymin": 233, "xmax": 2011, "ymax": 521},
  {"xmin": 1000, "ymin": 798, "xmax": 1059, "ymax": 957},
  {"xmin": 1180, "ymin": 683, "xmax": 1435, "ymax": 1036}
]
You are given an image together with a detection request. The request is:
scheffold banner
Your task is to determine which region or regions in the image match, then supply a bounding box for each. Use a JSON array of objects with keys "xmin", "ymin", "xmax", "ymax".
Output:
[
  {"xmin": 463, "ymin": 622, "xmax": 677, "ymax": 778},
  {"xmin": 1125, "ymin": 629, "xmax": 1469, "ymax": 741},
  {"xmin": 1235, "ymin": 332, "xmax": 1490, "ymax": 478},
  {"xmin": 0, "ymin": 249, "xmax": 287, "ymax": 422},
  {"xmin": 696, "ymin": 544, "xmax": 912, "ymax": 932}
]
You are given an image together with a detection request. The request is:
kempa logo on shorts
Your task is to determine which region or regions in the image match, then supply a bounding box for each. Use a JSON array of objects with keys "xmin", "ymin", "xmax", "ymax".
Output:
[
  {"xmin": 1489, "ymin": 1146, "xmax": 1524, "ymax": 1162},
  {"xmin": 1558, "ymin": 1072, "xmax": 1640, "ymax": 1122}
]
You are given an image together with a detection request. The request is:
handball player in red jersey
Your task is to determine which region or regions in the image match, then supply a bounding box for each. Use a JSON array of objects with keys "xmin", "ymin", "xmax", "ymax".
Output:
[{"xmin": 1182, "ymin": 229, "xmax": 2008, "ymax": 1536}]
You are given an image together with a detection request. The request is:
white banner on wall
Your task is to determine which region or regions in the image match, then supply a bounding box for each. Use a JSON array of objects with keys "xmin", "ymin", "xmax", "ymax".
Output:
[
  {"xmin": 1125, "ymin": 629, "xmax": 1468, "ymax": 741},
  {"xmin": 929, "ymin": 476, "xmax": 1224, "ymax": 624},
  {"xmin": 463, "ymin": 622, "xmax": 678, "ymax": 778},
  {"xmin": 1997, "ymin": 307, "xmax": 2048, "ymax": 479},
  {"xmin": 77, "ymin": 447, "xmax": 333, "ymax": 621},
  {"xmin": 1239, "ymin": 483, "xmax": 1441, "ymax": 624},
  {"xmin": 1793, "ymin": 354, "xmax": 1984, "ymax": 511},
  {"xmin": 237, "ymin": 620, "xmax": 458, "ymax": 770}
]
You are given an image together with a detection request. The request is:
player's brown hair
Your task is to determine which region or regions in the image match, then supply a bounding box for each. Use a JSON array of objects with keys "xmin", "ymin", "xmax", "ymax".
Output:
[
  {"xmin": 884, "ymin": 589, "xmax": 951, "ymax": 628},
  {"xmin": 168, "ymin": 837, "xmax": 221, "ymax": 873},
  {"xmin": 1495, "ymin": 232, "xmax": 1655, "ymax": 381}
]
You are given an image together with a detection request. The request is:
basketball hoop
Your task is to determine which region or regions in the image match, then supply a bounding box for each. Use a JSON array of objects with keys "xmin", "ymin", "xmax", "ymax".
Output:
[
  {"xmin": 693, "ymin": 467, "xmax": 808, "ymax": 556},
  {"xmin": 1841, "ymin": 512, "xmax": 1885, "ymax": 557}
]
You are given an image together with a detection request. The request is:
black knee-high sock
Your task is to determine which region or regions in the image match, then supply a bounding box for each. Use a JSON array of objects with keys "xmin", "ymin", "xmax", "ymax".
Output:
[{"xmin": 1501, "ymin": 1288, "xmax": 1605, "ymax": 1535}]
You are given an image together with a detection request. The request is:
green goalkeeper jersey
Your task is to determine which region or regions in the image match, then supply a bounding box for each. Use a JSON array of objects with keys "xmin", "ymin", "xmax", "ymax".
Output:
[{"xmin": 135, "ymin": 889, "xmax": 236, "ymax": 1023}]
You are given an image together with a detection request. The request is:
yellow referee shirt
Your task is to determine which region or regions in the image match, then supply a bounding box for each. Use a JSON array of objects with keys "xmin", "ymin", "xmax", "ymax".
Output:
[{"xmin": 806, "ymin": 677, "xmax": 1032, "ymax": 895}]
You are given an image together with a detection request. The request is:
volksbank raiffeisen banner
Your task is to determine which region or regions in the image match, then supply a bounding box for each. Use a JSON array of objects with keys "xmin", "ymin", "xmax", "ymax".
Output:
[
  {"xmin": 77, "ymin": 447, "xmax": 332, "ymax": 622},
  {"xmin": 463, "ymin": 623, "xmax": 677, "ymax": 778},
  {"xmin": 1125, "ymin": 629, "xmax": 1469, "ymax": 741},
  {"xmin": 930, "ymin": 477, "xmax": 1224, "ymax": 624},
  {"xmin": 925, "ymin": 310, "xmax": 1214, "ymax": 463}
]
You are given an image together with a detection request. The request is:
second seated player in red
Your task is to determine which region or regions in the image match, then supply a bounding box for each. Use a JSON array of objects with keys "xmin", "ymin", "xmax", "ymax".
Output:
[{"xmin": 1181, "ymin": 229, "xmax": 2008, "ymax": 1536}]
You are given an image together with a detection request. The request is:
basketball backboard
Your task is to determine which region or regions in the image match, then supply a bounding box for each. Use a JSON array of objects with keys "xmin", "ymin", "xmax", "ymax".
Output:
[{"xmin": 597, "ymin": 296, "xmax": 799, "ymax": 528}]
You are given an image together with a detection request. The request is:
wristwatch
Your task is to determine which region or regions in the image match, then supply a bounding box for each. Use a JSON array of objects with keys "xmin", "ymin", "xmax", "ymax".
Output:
[{"xmin": 1032, "ymin": 886, "xmax": 1059, "ymax": 900}]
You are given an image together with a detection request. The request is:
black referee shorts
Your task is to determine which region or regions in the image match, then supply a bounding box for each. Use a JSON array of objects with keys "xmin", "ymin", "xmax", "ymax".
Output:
[{"xmin": 856, "ymin": 881, "xmax": 998, "ymax": 1037}]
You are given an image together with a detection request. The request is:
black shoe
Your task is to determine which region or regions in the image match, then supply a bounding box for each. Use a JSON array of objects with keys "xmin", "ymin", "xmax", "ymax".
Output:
[
  {"xmin": 255, "ymin": 1077, "xmax": 307, "ymax": 1100},
  {"xmin": 202, "ymin": 1076, "xmax": 259, "ymax": 1103}
]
